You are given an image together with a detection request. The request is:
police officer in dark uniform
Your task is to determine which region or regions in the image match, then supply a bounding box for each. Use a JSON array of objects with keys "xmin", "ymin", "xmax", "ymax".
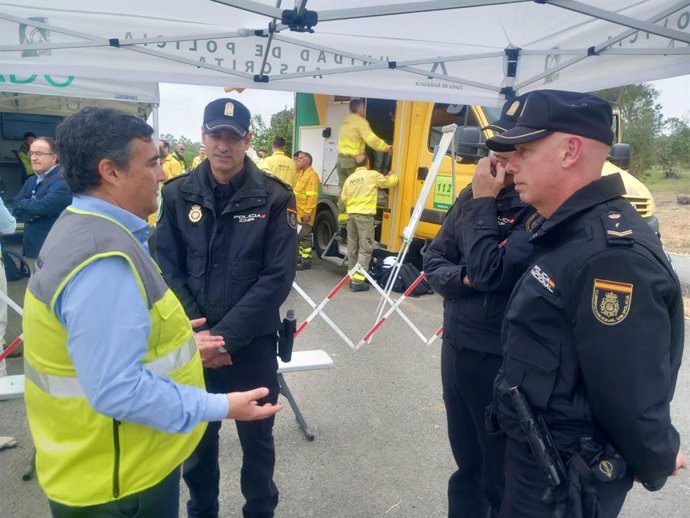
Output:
[
  {"xmin": 485, "ymin": 90, "xmax": 687, "ymax": 518},
  {"xmin": 424, "ymin": 94, "xmax": 537, "ymax": 518},
  {"xmin": 156, "ymin": 98, "xmax": 297, "ymax": 518}
]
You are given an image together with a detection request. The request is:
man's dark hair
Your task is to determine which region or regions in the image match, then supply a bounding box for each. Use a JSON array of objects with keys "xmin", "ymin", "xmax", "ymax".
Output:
[
  {"xmin": 299, "ymin": 151, "xmax": 313, "ymax": 165},
  {"xmin": 272, "ymin": 136, "xmax": 286, "ymax": 149},
  {"xmin": 160, "ymin": 140, "xmax": 170, "ymax": 149},
  {"xmin": 56, "ymin": 107, "xmax": 153, "ymax": 194},
  {"xmin": 349, "ymin": 99, "xmax": 364, "ymax": 113},
  {"xmin": 23, "ymin": 131, "xmax": 37, "ymax": 140},
  {"xmin": 33, "ymin": 136, "xmax": 57, "ymax": 155}
]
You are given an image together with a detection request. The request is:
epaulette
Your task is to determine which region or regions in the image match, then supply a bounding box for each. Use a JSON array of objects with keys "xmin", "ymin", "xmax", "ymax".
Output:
[
  {"xmin": 163, "ymin": 170, "xmax": 192, "ymax": 185},
  {"xmin": 601, "ymin": 211, "xmax": 634, "ymax": 246},
  {"xmin": 262, "ymin": 171, "xmax": 293, "ymax": 191}
]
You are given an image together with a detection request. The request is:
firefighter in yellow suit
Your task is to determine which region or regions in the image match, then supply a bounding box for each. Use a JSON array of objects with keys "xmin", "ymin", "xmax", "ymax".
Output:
[
  {"xmin": 294, "ymin": 151, "xmax": 320, "ymax": 270},
  {"xmin": 336, "ymin": 99, "xmax": 391, "ymax": 235},
  {"xmin": 259, "ymin": 136, "xmax": 296, "ymax": 186},
  {"xmin": 340, "ymin": 154, "xmax": 398, "ymax": 291}
]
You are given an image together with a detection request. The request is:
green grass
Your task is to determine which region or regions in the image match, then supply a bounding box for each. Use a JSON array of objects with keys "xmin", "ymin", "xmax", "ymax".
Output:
[{"xmin": 642, "ymin": 166, "xmax": 690, "ymax": 194}]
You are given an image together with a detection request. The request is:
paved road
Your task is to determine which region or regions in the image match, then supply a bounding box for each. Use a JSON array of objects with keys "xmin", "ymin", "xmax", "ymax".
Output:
[{"xmin": 1, "ymin": 259, "xmax": 688, "ymax": 517}]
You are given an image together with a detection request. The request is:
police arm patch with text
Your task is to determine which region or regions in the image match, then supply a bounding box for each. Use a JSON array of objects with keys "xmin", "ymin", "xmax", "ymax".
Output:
[{"xmin": 591, "ymin": 279, "xmax": 633, "ymax": 325}]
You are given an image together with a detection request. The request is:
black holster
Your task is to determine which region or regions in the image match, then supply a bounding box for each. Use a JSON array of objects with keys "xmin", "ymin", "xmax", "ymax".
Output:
[
  {"xmin": 277, "ymin": 309, "xmax": 296, "ymax": 363},
  {"xmin": 549, "ymin": 436, "xmax": 627, "ymax": 518}
]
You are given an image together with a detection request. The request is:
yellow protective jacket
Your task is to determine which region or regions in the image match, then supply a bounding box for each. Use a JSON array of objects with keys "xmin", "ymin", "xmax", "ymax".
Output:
[
  {"xmin": 23, "ymin": 208, "xmax": 206, "ymax": 507},
  {"xmin": 18, "ymin": 147, "xmax": 33, "ymax": 175},
  {"xmin": 259, "ymin": 151, "xmax": 296, "ymax": 187},
  {"xmin": 337, "ymin": 113, "xmax": 389, "ymax": 156},
  {"xmin": 191, "ymin": 155, "xmax": 206, "ymax": 169},
  {"xmin": 171, "ymin": 151, "xmax": 187, "ymax": 172},
  {"xmin": 294, "ymin": 166, "xmax": 320, "ymax": 222},
  {"xmin": 340, "ymin": 167, "xmax": 398, "ymax": 216},
  {"xmin": 161, "ymin": 155, "xmax": 183, "ymax": 180}
]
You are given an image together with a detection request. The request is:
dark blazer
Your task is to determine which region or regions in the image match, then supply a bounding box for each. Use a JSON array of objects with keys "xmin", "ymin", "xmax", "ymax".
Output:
[{"xmin": 13, "ymin": 165, "xmax": 72, "ymax": 258}]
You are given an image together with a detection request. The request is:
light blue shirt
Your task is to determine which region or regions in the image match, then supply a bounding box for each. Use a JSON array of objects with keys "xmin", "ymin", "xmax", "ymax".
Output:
[
  {"xmin": 55, "ymin": 194, "xmax": 228, "ymax": 433},
  {"xmin": 0, "ymin": 197, "xmax": 17, "ymax": 253}
]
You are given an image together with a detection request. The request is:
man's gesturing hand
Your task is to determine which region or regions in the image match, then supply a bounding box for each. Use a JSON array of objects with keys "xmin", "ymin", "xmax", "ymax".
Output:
[{"xmin": 227, "ymin": 388, "xmax": 283, "ymax": 420}]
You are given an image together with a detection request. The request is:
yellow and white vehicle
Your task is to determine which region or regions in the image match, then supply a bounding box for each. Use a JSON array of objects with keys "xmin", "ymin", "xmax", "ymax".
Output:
[{"xmin": 294, "ymin": 94, "xmax": 657, "ymax": 257}]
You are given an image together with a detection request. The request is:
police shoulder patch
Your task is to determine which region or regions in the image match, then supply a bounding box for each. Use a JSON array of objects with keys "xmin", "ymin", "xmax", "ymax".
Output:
[
  {"xmin": 591, "ymin": 278, "xmax": 633, "ymax": 325},
  {"xmin": 287, "ymin": 207, "xmax": 297, "ymax": 229}
]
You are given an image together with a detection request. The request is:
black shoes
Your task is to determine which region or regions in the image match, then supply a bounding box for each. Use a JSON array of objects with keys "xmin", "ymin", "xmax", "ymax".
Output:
[
  {"xmin": 349, "ymin": 281, "xmax": 370, "ymax": 292},
  {"xmin": 296, "ymin": 261, "xmax": 311, "ymax": 271}
]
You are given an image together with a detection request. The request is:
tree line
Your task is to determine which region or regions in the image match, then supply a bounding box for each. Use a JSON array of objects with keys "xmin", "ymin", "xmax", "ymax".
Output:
[{"xmin": 596, "ymin": 84, "xmax": 690, "ymax": 179}]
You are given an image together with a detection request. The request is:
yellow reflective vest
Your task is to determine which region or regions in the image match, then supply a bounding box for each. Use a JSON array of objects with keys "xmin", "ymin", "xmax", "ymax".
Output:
[
  {"xmin": 294, "ymin": 166, "xmax": 320, "ymax": 221},
  {"xmin": 259, "ymin": 150, "xmax": 296, "ymax": 187},
  {"xmin": 340, "ymin": 167, "xmax": 398, "ymax": 216},
  {"xmin": 337, "ymin": 113, "xmax": 389, "ymax": 156},
  {"xmin": 23, "ymin": 208, "xmax": 206, "ymax": 507}
]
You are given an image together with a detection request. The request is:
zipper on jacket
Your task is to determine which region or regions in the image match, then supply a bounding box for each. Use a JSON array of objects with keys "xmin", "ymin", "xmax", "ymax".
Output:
[{"xmin": 112, "ymin": 419, "xmax": 121, "ymax": 498}]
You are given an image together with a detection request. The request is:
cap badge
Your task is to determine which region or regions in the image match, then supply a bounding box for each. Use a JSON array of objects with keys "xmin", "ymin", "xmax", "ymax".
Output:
[
  {"xmin": 188, "ymin": 204, "xmax": 203, "ymax": 224},
  {"xmin": 224, "ymin": 102, "xmax": 235, "ymax": 117},
  {"xmin": 506, "ymin": 100, "xmax": 521, "ymax": 117}
]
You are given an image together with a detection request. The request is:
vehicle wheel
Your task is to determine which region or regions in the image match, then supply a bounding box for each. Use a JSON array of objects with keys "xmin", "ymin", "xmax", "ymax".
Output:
[{"xmin": 313, "ymin": 209, "xmax": 337, "ymax": 258}]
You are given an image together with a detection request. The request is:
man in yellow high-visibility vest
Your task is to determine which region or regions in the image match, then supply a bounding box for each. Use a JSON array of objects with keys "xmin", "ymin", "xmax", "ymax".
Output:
[{"xmin": 340, "ymin": 154, "xmax": 398, "ymax": 291}]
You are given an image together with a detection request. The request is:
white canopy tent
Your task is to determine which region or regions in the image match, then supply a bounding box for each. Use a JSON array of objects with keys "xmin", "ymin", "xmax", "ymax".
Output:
[
  {"xmin": 0, "ymin": 76, "xmax": 159, "ymax": 118},
  {"xmin": 0, "ymin": 1, "xmax": 688, "ymax": 106}
]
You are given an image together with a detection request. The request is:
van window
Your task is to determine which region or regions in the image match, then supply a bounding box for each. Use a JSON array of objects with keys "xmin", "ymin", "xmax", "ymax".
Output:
[{"xmin": 428, "ymin": 103, "xmax": 488, "ymax": 164}]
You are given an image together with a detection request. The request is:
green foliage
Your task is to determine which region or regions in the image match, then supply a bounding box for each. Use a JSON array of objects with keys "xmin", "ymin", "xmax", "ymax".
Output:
[
  {"xmin": 657, "ymin": 118, "xmax": 690, "ymax": 179},
  {"xmin": 642, "ymin": 165, "xmax": 690, "ymax": 193},
  {"xmin": 595, "ymin": 84, "xmax": 663, "ymax": 178},
  {"xmin": 250, "ymin": 108, "xmax": 295, "ymax": 156}
]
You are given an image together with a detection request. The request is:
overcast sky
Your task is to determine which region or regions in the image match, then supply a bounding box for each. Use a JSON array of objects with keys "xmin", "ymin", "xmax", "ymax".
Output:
[{"xmin": 156, "ymin": 75, "xmax": 690, "ymax": 141}]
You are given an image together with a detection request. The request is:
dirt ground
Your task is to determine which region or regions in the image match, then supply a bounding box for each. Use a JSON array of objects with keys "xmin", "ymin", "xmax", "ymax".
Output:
[
  {"xmin": 654, "ymin": 191, "xmax": 690, "ymax": 317},
  {"xmin": 655, "ymin": 191, "xmax": 690, "ymax": 255}
]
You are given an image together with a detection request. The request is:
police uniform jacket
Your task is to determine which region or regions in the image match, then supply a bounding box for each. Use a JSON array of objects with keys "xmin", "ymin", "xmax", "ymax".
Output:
[
  {"xmin": 494, "ymin": 173, "xmax": 683, "ymax": 485},
  {"xmin": 156, "ymin": 157, "xmax": 297, "ymax": 354},
  {"xmin": 424, "ymin": 184, "xmax": 536, "ymax": 356}
]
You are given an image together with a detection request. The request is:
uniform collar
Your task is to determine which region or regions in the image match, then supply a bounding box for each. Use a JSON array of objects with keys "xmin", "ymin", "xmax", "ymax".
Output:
[
  {"xmin": 180, "ymin": 156, "xmax": 268, "ymax": 204},
  {"xmin": 533, "ymin": 173, "xmax": 625, "ymax": 238}
]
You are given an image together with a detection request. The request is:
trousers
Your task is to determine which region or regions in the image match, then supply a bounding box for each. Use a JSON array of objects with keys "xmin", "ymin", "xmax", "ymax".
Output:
[
  {"xmin": 336, "ymin": 154, "xmax": 357, "ymax": 225},
  {"xmin": 183, "ymin": 335, "xmax": 280, "ymax": 518},
  {"xmin": 347, "ymin": 214, "xmax": 375, "ymax": 282},
  {"xmin": 500, "ymin": 438, "xmax": 633, "ymax": 518},
  {"xmin": 441, "ymin": 343, "xmax": 505, "ymax": 518},
  {"xmin": 49, "ymin": 466, "xmax": 180, "ymax": 518}
]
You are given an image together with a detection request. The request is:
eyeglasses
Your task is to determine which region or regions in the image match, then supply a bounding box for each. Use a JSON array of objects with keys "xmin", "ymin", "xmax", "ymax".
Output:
[{"xmin": 29, "ymin": 151, "xmax": 55, "ymax": 157}]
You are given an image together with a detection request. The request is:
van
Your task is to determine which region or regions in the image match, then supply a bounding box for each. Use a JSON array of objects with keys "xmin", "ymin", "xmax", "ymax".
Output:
[{"xmin": 294, "ymin": 94, "xmax": 657, "ymax": 258}]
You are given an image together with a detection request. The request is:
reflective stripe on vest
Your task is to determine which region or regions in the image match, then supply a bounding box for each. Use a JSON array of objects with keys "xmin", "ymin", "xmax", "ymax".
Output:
[{"xmin": 25, "ymin": 336, "xmax": 197, "ymax": 398}]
